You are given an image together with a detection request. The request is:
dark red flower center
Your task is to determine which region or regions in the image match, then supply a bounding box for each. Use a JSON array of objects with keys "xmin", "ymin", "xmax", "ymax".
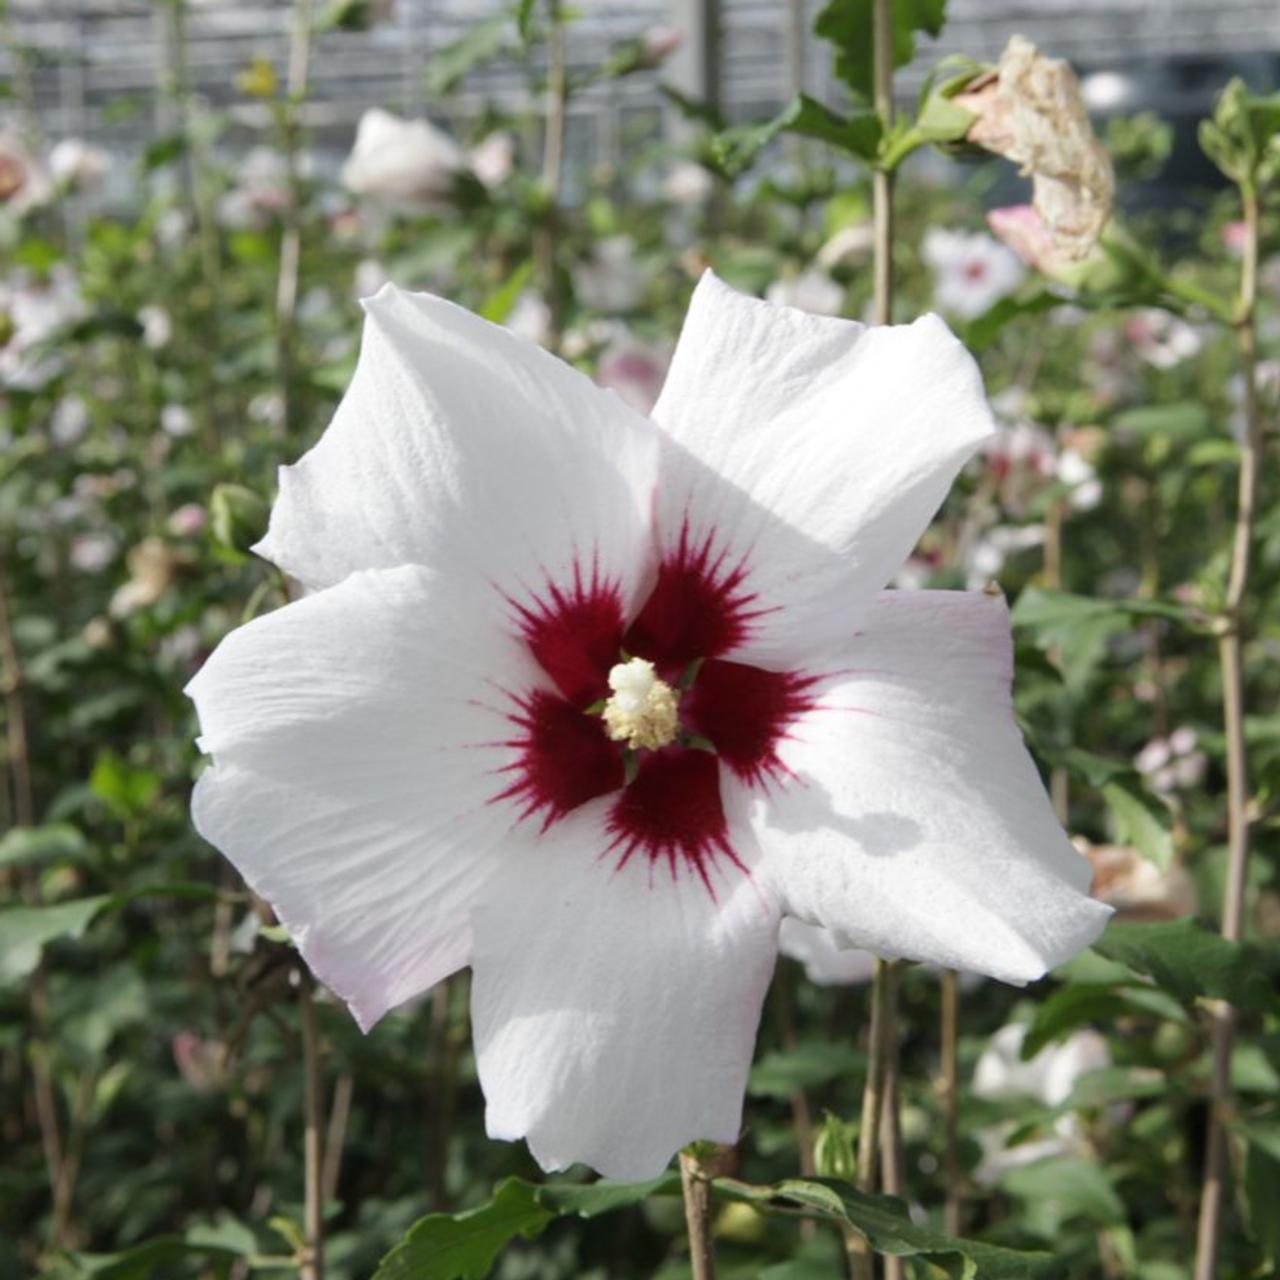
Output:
[{"xmin": 494, "ymin": 528, "xmax": 817, "ymax": 892}]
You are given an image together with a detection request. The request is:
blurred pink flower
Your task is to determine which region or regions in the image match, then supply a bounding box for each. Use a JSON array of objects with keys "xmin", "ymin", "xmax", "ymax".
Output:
[
  {"xmin": 0, "ymin": 129, "xmax": 51, "ymax": 214},
  {"xmin": 1123, "ymin": 309, "xmax": 1202, "ymax": 370},
  {"xmin": 595, "ymin": 334, "xmax": 671, "ymax": 415},
  {"xmin": 168, "ymin": 503, "xmax": 208, "ymax": 537}
]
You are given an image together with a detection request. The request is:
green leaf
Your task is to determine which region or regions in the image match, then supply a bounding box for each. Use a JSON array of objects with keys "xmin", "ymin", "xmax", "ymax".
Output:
[
  {"xmin": 1023, "ymin": 983, "xmax": 1185, "ymax": 1059},
  {"xmin": 479, "ymin": 261, "xmax": 534, "ymax": 324},
  {"xmin": 1001, "ymin": 1156, "xmax": 1125, "ymax": 1227},
  {"xmin": 1101, "ymin": 782, "xmax": 1174, "ymax": 870},
  {"xmin": 374, "ymin": 1178, "xmax": 552, "ymax": 1280},
  {"xmin": 749, "ymin": 1043, "xmax": 864, "ymax": 1098},
  {"xmin": 1244, "ymin": 1142, "xmax": 1280, "ymax": 1263},
  {"xmin": 425, "ymin": 15, "xmax": 510, "ymax": 99},
  {"xmin": 1011, "ymin": 588, "xmax": 1191, "ymax": 687},
  {"xmin": 712, "ymin": 93, "xmax": 881, "ymax": 176},
  {"xmin": 0, "ymin": 896, "xmax": 113, "ymax": 985},
  {"xmin": 814, "ymin": 0, "xmax": 948, "ymax": 101},
  {"xmin": 50, "ymin": 1236, "xmax": 239, "ymax": 1279},
  {"xmin": 714, "ymin": 1178, "xmax": 1063, "ymax": 1278},
  {"xmin": 374, "ymin": 1175, "xmax": 676, "ymax": 1280},
  {"xmin": 1091, "ymin": 919, "xmax": 1279, "ymax": 1014},
  {"xmin": 535, "ymin": 1171, "xmax": 680, "ymax": 1216},
  {"xmin": 1112, "ymin": 402, "xmax": 1212, "ymax": 441},
  {"xmin": 0, "ymin": 823, "xmax": 88, "ymax": 869}
]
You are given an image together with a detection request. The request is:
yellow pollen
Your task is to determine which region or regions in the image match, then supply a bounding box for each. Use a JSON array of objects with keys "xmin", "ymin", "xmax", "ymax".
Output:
[{"xmin": 602, "ymin": 657, "xmax": 680, "ymax": 751}]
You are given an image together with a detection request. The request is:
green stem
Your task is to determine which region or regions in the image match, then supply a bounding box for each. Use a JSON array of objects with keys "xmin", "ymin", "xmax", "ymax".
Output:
[{"xmin": 1193, "ymin": 178, "xmax": 1263, "ymax": 1280}]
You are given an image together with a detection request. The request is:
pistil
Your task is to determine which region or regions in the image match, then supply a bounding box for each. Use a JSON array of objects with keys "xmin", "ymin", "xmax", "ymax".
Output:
[{"xmin": 602, "ymin": 657, "xmax": 680, "ymax": 751}]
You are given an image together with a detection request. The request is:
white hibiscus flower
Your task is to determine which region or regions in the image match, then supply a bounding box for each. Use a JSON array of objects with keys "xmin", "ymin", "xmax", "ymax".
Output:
[{"xmin": 186, "ymin": 273, "xmax": 1111, "ymax": 1180}]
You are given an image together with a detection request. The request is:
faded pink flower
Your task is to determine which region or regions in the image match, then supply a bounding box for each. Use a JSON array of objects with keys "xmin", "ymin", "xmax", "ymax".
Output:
[
  {"xmin": 956, "ymin": 36, "xmax": 1113, "ymax": 266},
  {"xmin": 187, "ymin": 274, "xmax": 1109, "ymax": 1178}
]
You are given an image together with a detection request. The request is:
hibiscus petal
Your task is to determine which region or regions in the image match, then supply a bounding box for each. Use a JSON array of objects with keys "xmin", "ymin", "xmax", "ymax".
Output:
[
  {"xmin": 470, "ymin": 800, "xmax": 778, "ymax": 1179},
  {"xmin": 187, "ymin": 564, "xmax": 544, "ymax": 1031},
  {"xmin": 746, "ymin": 589, "xmax": 1111, "ymax": 983},
  {"xmin": 256, "ymin": 285, "xmax": 660, "ymax": 627},
  {"xmin": 650, "ymin": 272, "xmax": 996, "ymax": 668}
]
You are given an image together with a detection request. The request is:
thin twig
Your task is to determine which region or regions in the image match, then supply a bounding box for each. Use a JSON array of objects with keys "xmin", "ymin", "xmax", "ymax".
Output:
[
  {"xmin": 321, "ymin": 1073, "xmax": 353, "ymax": 1207},
  {"xmin": 47, "ymin": 1070, "xmax": 96, "ymax": 1250},
  {"xmin": 679, "ymin": 1149, "xmax": 717, "ymax": 1280},
  {"xmin": 939, "ymin": 969, "xmax": 962, "ymax": 1236},
  {"xmin": 535, "ymin": 0, "xmax": 568, "ymax": 342},
  {"xmin": 850, "ymin": 958, "xmax": 895, "ymax": 1280},
  {"xmin": 850, "ymin": 8, "xmax": 899, "ymax": 1275},
  {"xmin": 274, "ymin": 0, "xmax": 313, "ymax": 441},
  {"xmin": 299, "ymin": 977, "xmax": 325, "ymax": 1280},
  {"xmin": 1194, "ymin": 178, "xmax": 1265, "ymax": 1280},
  {"xmin": 880, "ymin": 971, "xmax": 904, "ymax": 1280}
]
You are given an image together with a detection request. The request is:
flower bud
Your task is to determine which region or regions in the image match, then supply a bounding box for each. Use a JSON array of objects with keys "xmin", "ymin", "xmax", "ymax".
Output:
[
  {"xmin": 813, "ymin": 1112, "xmax": 858, "ymax": 1183},
  {"xmin": 210, "ymin": 483, "xmax": 270, "ymax": 558}
]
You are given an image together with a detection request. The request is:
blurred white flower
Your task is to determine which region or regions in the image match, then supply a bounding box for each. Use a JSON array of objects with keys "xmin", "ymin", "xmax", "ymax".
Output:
[
  {"xmin": 342, "ymin": 109, "xmax": 464, "ymax": 210},
  {"xmin": 572, "ymin": 236, "xmax": 646, "ymax": 313},
  {"xmin": 816, "ymin": 222, "xmax": 874, "ymax": 270},
  {"xmin": 504, "ymin": 290, "xmax": 553, "ymax": 348},
  {"xmin": 1058, "ymin": 446, "xmax": 1102, "ymax": 511},
  {"xmin": 218, "ymin": 147, "xmax": 291, "ymax": 229},
  {"xmin": 595, "ymin": 333, "xmax": 671, "ymax": 415},
  {"xmin": 922, "ymin": 229, "xmax": 1025, "ymax": 320},
  {"xmin": 50, "ymin": 396, "xmax": 90, "ymax": 446},
  {"xmin": 139, "ymin": 305, "xmax": 173, "ymax": 350},
  {"xmin": 354, "ymin": 258, "xmax": 389, "ymax": 300},
  {"xmin": 966, "ymin": 523, "xmax": 1045, "ymax": 587},
  {"xmin": 70, "ymin": 532, "xmax": 118, "ymax": 573},
  {"xmin": 778, "ymin": 918, "xmax": 876, "ymax": 986},
  {"xmin": 161, "ymin": 404, "xmax": 195, "ymax": 438},
  {"xmin": 155, "ymin": 207, "xmax": 190, "ymax": 250},
  {"xmin": 1123, "ymin": 309, "xmax": 1202, "ymax": 370},
  {"xmin": 0, "ymin": 265, "xmax": 86, "ymax": 390},
  {"xmin": 972, "ymin": 1022, "xmax": 1111, "ymax": 1184},
  {"xmin": 662, "ymin": 161, "xmax": 714, "ymax": 206},
  {"xmin": 248, "ymin": 391, "xmax": 284, "ymax": 426},
  {"xmin": 468, "ymin": 132, "xmax": 515, "ymax": 188},
  {"xmin": 765, "ymin": 269, "xmax": 844, "ymax": 317},
  {"xmin": 49, "ymin": 138, "xmax": 110, "ymax": 191}
]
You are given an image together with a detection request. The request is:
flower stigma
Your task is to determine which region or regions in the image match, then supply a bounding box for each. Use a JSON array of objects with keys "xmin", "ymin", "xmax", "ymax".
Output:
[{"xmin": 602, "ymin": 656, "xmax": 680, "ymax": 750}]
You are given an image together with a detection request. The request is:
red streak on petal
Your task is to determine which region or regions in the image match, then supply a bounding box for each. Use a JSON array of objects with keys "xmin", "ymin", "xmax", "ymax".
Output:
[
  {"xmin": 625, "ymin": 520, "xmax": 769, "ymax": 669},
  {"xmin": 494, "ymin": 690, "xmax": 624, "ymax": 828},
  {"xmin": 510, "ymin": 561, "xmax": 625, "ymax": 706},
  {"xmin": 605, "ymin": 748, "xmax": 743, "ymax": 893},
  {"xmin": 683, "ymin": 659, "xmax": 819, "ymax": 788}
]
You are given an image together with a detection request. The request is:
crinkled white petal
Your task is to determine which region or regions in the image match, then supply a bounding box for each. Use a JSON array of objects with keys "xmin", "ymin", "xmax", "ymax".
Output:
[
  {"xmin": 747, "ymin": 589, "xmax": 1111, "ymax": 983},
  {"xmin": 650, "ymin": 272, "xmax": 997, "ymax": 668},
  {"xmin": 256, "ymin": 285, "xmax": 660, "ymax": 619},
  {"xmin": 469, "ymin": 800, "xmax": 779, "ymax": 1180},
  {"xmin": 187, "ymin": 565, "xmax": 541, "ymax": 1031}
]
